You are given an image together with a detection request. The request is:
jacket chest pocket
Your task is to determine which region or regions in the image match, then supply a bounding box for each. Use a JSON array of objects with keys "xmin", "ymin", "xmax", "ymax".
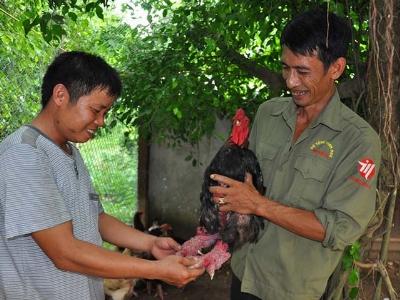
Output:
[
  {"xmin": 289, "ymin": 156, "xmax": 330, "ymax": 209},
  {"xmin": 256, "ymin": 143, "xmax": 280, "ymax": 192}
]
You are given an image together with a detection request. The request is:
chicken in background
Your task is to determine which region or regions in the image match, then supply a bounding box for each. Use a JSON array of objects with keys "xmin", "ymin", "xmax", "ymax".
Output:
[
  {"xmin": 133, "ymin": 211, "xmax": 175, "ymax": 300},
  {"xmin": 104, "ymin": 212, "xmax": 179, "ymax": 300},
  {"xmin": 178, "ymin": 108, "xmax": 266, "ymax": 279},
  {"xmin": 104, "ymin": 248, "xmax": 138, "ymax": 300}
]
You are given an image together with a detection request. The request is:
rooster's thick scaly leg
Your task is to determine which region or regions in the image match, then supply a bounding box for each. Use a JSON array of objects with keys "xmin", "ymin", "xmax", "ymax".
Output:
[
  {"xmin": 178, "ymin": 227, "xmax": 219, "ymax": 257},
  {"xmin": 200, "ymin": 240, "xmax": 231, "ymax": 279}
]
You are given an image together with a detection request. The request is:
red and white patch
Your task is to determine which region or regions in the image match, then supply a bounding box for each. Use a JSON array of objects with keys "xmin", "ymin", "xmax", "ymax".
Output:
[{"xmin": 358, "ymin": 158, "xmax": 376, "ymax": 180}]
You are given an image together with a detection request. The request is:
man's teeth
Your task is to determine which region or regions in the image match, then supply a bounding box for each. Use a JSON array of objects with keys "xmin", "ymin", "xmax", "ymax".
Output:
[
  {"xmin": 292, "ymin": 91, "xmax": 307, "ymax": 96},
  {"xmin": 88, "ymin": 129, "xmax": 95, "ymax": 135}
]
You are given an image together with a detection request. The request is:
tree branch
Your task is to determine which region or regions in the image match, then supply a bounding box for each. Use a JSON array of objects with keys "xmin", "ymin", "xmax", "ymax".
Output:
[
  {"xmin": 219, "ymin": 42, "xmax": 366, "ymax": 99},
  {"xmin": 220, "ymin": 46, "xmax": 285, "ymax": 96},
  {"xmin": 354, "ymin": 260, "xmax": 398, "ymax": 300}
]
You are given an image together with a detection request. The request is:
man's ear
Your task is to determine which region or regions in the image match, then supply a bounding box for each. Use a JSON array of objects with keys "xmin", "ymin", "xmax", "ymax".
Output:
[
  {"xmin": 330, "ymin": 57, "xmax": 346, "ymax": 80},
  {"xmin": 52, "ymin": 84, "xmax": 69, "ymax": 107}
]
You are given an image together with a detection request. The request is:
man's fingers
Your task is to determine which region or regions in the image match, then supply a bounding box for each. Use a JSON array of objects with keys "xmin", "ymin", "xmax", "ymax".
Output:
[
  {"xmin": 167, "ymin": 238, "xmax": 182, "ymax": 251},
  {"xmin": 182, "ymin": 257, "xmax": 205, "ymax": 280},
  {"xmin": 209, "ymin": 185, "xmax": 226, "ymax": 195},
  {"xmin": 187, "ymin": 264, "xmax": 205, "ymax": 279},
  {"xmin": 210, "ymin": 174, "xmax": 236, "ymax": 186},
  {"xmin": 181, "ymin": 256, "xmax": 201, "ymax": 267}
]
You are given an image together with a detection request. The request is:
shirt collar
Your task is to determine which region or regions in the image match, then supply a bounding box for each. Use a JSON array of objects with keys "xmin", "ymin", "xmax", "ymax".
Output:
[
  {"xmin": 271, "ymin": 98, "xmax": 291, "ymax": 116},
  {"xmin": 311, "ymin": 89, "xmax": 344, "ymax": 131},
  {"xmin": 272, "ymin": 89, "xmax": 344, "ymax": 132}
]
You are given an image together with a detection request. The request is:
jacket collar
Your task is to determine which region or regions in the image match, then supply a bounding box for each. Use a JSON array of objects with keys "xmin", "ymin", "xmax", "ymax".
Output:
[
  {"xmin": 273, "ymin": 89, "xmax": 344, "ymax": 132},
  {"xmin": 311, "ymin": 89, "xmax": 344, "ymax": 132}
]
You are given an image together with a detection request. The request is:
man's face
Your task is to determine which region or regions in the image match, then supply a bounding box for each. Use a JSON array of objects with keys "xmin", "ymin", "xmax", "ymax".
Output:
[
  {"xmin": 56, "ymin": 87, "xmax": 115, "ymax": 144},
  {"xmin": 281, "ymin": 46, "xmax": 336, "ymax": 109}
]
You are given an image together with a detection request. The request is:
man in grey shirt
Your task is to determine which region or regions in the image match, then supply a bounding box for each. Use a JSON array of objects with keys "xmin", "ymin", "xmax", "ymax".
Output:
[{"xmin": 0, "ymin": 51, "xmax": 204, "ymax": 300}]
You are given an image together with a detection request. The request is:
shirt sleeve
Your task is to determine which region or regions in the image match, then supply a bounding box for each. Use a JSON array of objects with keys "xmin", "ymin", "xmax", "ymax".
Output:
[
  {"xmin": 314, "ymin": 134, "xmax": 381, "ymax": 250},
  {"xmin": 3, "ymin": 144, "xmax": 71, "ymax": 239}
]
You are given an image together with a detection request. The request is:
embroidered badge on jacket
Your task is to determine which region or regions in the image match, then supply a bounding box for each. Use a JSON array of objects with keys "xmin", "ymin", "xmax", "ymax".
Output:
[
  {"xmin": 349, "ymin": 157, "xmax": 376, "ymax": 189},
  {"xmin": 310, "ymin": 140, "xmax": 334, "ymax": 159},
  {"xmin": 358, "ymin": 158, "xmax": 376, "ymax": 180}
]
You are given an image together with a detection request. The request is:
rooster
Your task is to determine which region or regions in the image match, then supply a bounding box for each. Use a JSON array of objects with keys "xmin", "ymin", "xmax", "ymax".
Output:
[{"xmin": 178, "ymin": 108, "xmax": 265, "ymax": 279}]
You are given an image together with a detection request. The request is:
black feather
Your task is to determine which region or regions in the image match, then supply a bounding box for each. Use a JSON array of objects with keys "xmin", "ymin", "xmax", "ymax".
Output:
[{"xmin": 199, "ymin": 144, "xmax": 265, "ymax": 250}]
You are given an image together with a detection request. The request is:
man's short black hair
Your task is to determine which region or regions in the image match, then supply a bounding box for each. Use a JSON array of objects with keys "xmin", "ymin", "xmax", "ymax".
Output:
[
  {"xmin": 41, "ymin": 51, "xmax": 122, "ymax": 108},
  {"xmin": 281, "ymin": 8, "xmax": 351, "ymax": 69}
]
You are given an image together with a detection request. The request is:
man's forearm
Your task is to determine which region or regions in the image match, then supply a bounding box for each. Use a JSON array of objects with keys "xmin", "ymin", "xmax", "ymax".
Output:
[
  {"xmin": 255, "ymin": 195, "xmax": 326, "ymax": 242},
  {"xmin": 32, "ymin": 221, "xmax": 161, "ymax": 279},
  {"xmin": 99, "ymin": 213, "xmax": 156, "ymax": 253}
]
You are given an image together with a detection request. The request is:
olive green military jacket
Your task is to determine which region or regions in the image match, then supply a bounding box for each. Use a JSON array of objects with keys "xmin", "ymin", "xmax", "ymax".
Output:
[{"xmin": 231, "ymin": 90, "xmax": 381, "ymax": 300}]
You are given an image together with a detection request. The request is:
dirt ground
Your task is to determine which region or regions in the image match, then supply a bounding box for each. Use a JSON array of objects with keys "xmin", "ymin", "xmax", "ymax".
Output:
[
  {"xmin": 131, "ymin": 260, "xmax": 399, "ymax": 300},
  {"xmin": 132, "ymin": 264, "xmax": 231, "ymax": 300},
  {"xmin": 131, "ymin": 261, "xmax": 400, "ymax": 300}
]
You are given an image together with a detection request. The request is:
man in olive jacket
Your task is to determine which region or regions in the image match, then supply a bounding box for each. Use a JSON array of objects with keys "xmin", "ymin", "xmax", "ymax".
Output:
[{"xmin": 210, "ymin": 8, "xmax": 381, "ymax": 300}]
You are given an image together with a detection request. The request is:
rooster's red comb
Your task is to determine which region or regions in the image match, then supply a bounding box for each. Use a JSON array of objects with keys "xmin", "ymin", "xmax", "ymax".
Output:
[{"xmin": 229, "ymin": 108, "xmax": 250, "ymax": 147}]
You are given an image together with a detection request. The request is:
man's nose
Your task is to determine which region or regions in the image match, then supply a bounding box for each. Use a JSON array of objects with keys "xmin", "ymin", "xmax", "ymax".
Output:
[
  {"xmin": 94, "ymin": 114, "xmax": 105, "ymax": 127},
  {"xmin": 286, "ymin": 70, "xmax": 300, "ymax": 89}
]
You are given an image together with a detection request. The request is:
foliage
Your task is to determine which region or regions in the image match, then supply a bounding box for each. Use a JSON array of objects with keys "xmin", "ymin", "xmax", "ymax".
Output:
[
  {"xmin": 0, "ymin": 1, "xmax": 57, "ymax": 139},
  {"xmin": 115, "ymin": 0, "xmax": 370, "ymax": 144},
  {"xmin": 1, "ymin": 0, "xmax": 371, "ymax": 145},
  {"xmin": 0, "ymin": 0, "xmax": 134, "ymax": 139},
  {"xmin": 19, "ymin": 0, "xmax": 109, "ymax": 43},
  {"xmin": 342, "ymin": 242, "xmax": 361, "ymax": 299}
]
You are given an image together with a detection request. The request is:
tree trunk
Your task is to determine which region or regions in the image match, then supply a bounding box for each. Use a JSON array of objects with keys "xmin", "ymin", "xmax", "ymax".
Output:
[
  {"xmin": 366, "ymin": 0, "xmax": 399, "ymax": 223},
  {"xmin": 366, "ymin": 0, "xmax": 399, "ymax": 298},
  {"xmin": 324, "ymin": 0, "xmax": 399, "ymax": 297}
]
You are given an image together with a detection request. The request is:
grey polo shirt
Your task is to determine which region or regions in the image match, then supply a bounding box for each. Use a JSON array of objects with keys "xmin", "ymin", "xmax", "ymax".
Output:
[{"xmin": 0, "ymin": 126, "xmax": 104, "ymax": 300}]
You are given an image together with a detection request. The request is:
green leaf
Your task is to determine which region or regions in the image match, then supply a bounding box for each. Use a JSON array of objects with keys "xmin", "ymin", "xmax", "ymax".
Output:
[
  {"xmin": 348, "ymin": 269, "xmax": 359, "ymax": 286},
  {"xmin": 109, "ymin": 119, "xmax": 117, "ymax": 128},
  {"xmin": 52, "ymin": 15, "xmax": 64, "ymax": 24},
  {"xmin": 22, "ymin": 19, "xmax": 32, "ymax": 35},
  {"xmin": 22, "ymin": 16, "xmax": 40, "ymax": 35},
  {"xmin": 81, "ymin": 19, "xmax": 89, "ymax": 28},
  {"xmin": 342, "ymin": 254, "xmax": 353, "ymax": 270},
  {"xmin": 43, "ymin": 32, "xmax": 53, "ymax": 43},
  {"xmin": 68, "ymin": 12, "xmax": 78, "ymax": 22},
  {"xmin": 95, "ymin": 5, "xmax": 104, "ymax": 19},
  {"xmin": 85, "ymin": 2, "xmax": 96, "ymax": 12},
  {"xmin": 349, "ymin": 287, "xmax": 359, "ymax": 299},
  {"xmin": 350, "ymin": 241, "xmax": 361, "ymax": 260},
  {"xmin": 39, "ymin": 13, "xmax": 51, "ymax": 36},
  {"xmin": 205, "ymin": 37, "xmax": 216, "ymax": 51},
  {"xmin": 62, "ymin": 5, "xmax": 69, "ymax": 15},
  {"xmin": 173, "ymin": 107, "xmax": 182, "ymax": 119},
  {"xmin": 51, "ymin": 24, "xmax": 66, "ymax": 38}
]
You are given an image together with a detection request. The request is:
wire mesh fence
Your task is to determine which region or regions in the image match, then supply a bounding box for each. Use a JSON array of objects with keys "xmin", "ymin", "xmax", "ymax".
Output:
[{"xmin": 78, "ymin": 124, "xmax": 138, "ymax": 225}]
